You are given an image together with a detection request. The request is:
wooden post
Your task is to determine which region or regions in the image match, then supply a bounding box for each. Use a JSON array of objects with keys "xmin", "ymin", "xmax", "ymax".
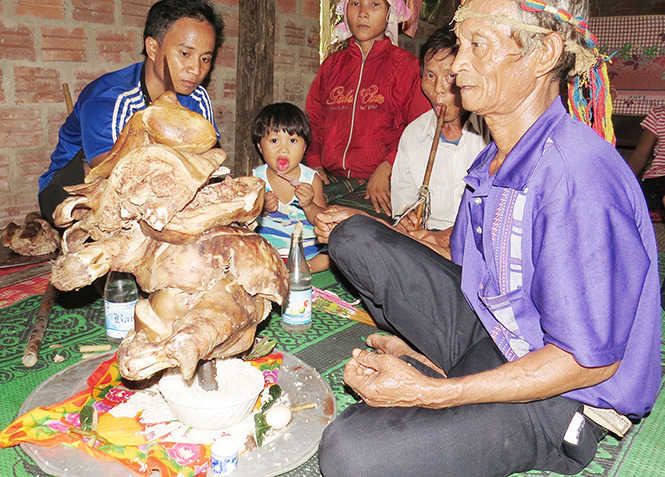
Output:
[{"xmin": 234, "ymin": 0, "xmax": 275, "ymax": 176}]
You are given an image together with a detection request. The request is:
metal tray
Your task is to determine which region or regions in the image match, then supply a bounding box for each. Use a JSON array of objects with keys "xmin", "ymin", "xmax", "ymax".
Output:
[{"xmin": 19, "ymin": 350, "xmax": 336, "ymax": 477}]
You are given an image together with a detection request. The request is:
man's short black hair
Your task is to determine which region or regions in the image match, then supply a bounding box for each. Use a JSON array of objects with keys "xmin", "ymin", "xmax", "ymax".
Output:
[
  {"xmin": 251, "ymin": 103, "xmax": 312, "ymax": 146},
  {"xmin": 419, "ymin": 26, "xmax": 458, "ymax": 76},
  {"xmin": 142, "ymin": 0, "xmax": 224, "ymax": 55}
]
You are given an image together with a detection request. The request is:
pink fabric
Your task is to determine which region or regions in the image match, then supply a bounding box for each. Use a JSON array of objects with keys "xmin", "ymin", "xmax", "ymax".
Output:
[
  {"xmin": 588, "ymin": 16, "xmax": 665, "ymax": 116},
  {"xmin": 0, "ymin": 265, "xmax": 50, "ymax": 307},
  {"xmin": 403, "ymin": 0, "xmax": 422, "ymax": 37}
]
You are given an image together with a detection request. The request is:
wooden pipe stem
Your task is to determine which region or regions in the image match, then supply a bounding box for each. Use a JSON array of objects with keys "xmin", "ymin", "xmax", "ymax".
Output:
[{"xmin": 414, "ymin": 106, "xmax": 448, "ymax": 229}]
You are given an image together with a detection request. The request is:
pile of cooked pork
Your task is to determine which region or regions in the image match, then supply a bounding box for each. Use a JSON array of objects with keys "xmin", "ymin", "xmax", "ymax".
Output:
[
  {"xmin": 49, "ymin": 91, "xmax": 288, "ymax": 382},
  {"xmin": 1, "ymin": 212, "xmax": 60, "ymax": 256}
]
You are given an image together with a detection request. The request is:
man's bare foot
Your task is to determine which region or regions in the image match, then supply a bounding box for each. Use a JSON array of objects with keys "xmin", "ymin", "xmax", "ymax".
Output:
[{"xmin": 366, "ymin": 334, "xmax": 446, "ymax": 377}]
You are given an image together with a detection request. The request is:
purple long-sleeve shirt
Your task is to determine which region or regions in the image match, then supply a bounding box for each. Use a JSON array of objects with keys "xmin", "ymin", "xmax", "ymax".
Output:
[{"xmin": 451, "ymin": 98, "xmax": 661, "ymax": 418}]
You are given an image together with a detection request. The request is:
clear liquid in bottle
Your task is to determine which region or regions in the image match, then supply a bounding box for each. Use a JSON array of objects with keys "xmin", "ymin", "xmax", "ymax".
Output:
[
  {"xmin": 281, "ymin": 222, "xmax": 312, "ymax": 333},
  {"xmin": 104, "ymin": 271, "xmax": 139, "ymax": 346}
]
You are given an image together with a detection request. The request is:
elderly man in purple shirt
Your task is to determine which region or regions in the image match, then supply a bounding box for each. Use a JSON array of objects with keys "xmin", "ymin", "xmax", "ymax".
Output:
[{"xmin": 313, "ymin": 0, "xmax": 661, "ymax": 476}]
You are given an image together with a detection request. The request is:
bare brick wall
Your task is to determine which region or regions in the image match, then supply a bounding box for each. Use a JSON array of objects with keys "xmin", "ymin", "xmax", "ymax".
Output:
[{"xmin": 0, "ymin": 0, "xmax": 320, "ymax": 228}]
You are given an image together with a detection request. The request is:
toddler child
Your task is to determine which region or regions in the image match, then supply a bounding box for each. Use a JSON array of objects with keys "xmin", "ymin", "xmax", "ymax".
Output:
[{"xmin": 252, "ymin": 103, "xmax": 329, "ymax": 273}]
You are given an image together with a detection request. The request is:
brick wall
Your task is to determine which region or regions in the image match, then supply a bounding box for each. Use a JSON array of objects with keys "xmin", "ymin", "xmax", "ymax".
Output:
[{"xmin": 0, "ymin": 0, "xmax": 435, "ymax": 229}]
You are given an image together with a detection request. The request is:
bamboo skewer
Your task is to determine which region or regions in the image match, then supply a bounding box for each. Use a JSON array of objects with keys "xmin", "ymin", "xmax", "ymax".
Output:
[
  {"xmin": 414, "ymin": 106, "xmax": 448, "ymax": 229},
  {"xmin": 290, "ymin": 402, "xmax": 317, "ymax": 412},
  {"xmin": 22, "ymin": 283, "xmax": 57, "ymax": 366},
  {"xmin": 80, "ymin": 344, "xmax": 112, "ymax": 353},
  {"xmin": 21, "ymin": 84, "xmax": 73, "ymax": 367},
  {"xmin": 62, "ymin": 83, "xmax": 74, "ymax": 115}
]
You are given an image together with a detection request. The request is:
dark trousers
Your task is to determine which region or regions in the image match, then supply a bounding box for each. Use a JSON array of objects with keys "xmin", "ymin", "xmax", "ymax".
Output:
[
  {"xmin": 640, "ymin": 175, "xmax": 665, "ymax": 212},
  {"xmin": 318, "ymin": 215, "xmax": 604, "ymax": 477},
  {"xmin": 38, "ymin": 149, "xmax": 86, "ymax": 227}
]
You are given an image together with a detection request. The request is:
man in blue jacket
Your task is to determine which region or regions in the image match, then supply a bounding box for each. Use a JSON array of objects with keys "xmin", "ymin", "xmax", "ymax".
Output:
[{"xmin": 38, "ymin": 0, "xmax": 223, "ymax": 225}]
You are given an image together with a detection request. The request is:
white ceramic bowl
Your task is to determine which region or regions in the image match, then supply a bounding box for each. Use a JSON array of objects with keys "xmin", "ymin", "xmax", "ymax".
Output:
[{"xmin": 159, "ymin": 359, "xmax": 264, "ymax": 430}]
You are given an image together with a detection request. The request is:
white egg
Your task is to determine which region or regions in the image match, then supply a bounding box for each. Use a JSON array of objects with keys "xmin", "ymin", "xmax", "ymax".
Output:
[{"xmin": 265, "ymin": 404, "xmax": 292, "ymax": 429}]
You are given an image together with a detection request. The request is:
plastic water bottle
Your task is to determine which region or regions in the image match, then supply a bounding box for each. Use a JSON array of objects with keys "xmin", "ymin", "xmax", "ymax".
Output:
[
  {"xmin": 104, "ymin": 271, "xmax": 139, "ymax": 346},
  {"xmin": 281, "ymin": 222, "xmax": 312, "ymax": 333}
]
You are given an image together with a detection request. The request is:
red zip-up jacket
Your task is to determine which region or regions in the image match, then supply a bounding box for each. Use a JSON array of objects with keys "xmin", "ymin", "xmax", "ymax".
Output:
[{"xmin": 305, "ymin": 38, "xmax": 430, "ymax": 179}]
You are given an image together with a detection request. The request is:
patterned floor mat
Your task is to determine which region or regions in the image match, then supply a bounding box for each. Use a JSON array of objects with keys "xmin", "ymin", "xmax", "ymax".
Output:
[{"xmin": 0, "ymin": 267, "xmax": 663, "ymax": 477}]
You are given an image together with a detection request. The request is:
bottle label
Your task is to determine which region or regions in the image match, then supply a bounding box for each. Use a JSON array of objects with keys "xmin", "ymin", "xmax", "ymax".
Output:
[
  {"xmin": 282, "ymin": 289, "xmax": 312, "ymax": 325},
  {"xmin": 105, "ymin": 299, "xmax": 138, "ymax": 338}
]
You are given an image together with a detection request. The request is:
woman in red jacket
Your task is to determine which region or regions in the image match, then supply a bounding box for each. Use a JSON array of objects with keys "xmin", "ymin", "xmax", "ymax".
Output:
[{"xmin": 305, "ymin": 0, "xmax": 430, "ymax": 217}]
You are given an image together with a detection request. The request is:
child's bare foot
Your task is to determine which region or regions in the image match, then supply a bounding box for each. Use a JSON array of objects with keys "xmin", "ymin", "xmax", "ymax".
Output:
[{"xmin": 365, "ymin": 334, "xmax": 446, "ymax": 377}]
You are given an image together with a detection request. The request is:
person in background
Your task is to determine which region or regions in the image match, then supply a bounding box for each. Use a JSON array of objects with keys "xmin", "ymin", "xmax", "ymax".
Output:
[
  {"xmin": 314, "ymin": 0, "xmax": 661, "ymax": 475},
  {"xmin": 391, "ymin": 25, "xmax": 490, "ymax": 241},
  {"xmin": 305, "ymin": 0, "xmax": 430, "ymax": 218},
  {"xmin": 38, "ymin": 0, "xmax": 224, "ymax": 227},
  {"xmin": 252, "ymin": 103, "xmax": 329, "ymax": 273},
  {"xmin": 627, "ymin": 106, "xmax": 665, "ymax": 221}
]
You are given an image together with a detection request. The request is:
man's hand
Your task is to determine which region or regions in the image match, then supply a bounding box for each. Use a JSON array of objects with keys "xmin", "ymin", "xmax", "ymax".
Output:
[
  {"xmin": 392, "ymin": 215, "xmax": 453, "ymax": 259},
  {"xmin": 445, "ymin": 344, "xmax": 620, "ymax": 407},
  {"xmin": 367, "ymin": 334, "xmax": 446, "ymax": 377},
  {"xmin": 314, "ymin": 205, "xmax": 368, "ymax": 243},
  {"xmin": 409, "ymin": 227, "xmax": 452, "ymax": 247},
  {"xmin": 365, "ymin": 161, "xmax": 392, "ymax": 215},
  {"xmin": 314, "ymin": 166, "xmax": 329, "ymax": 185},
  {"xmin": 262, "ymin": 190, "xmax": 279, "ymax": 214},
  {"xmin": 412, "ymin": 241, "xmax": 451, "ymax": 260},
  {"xmin": 393, "ymin": 209, "xmax": 421, "ymax": 233},
  {"xmin": 346, "ymin": 342, "xmax": 619, "ymax": 410},
  {"xmin": 344, "ymin": 348, "xmax": 438, "ymax": 407}
]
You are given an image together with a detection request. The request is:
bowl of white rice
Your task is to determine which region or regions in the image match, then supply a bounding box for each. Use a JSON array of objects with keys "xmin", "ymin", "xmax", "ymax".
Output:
[{"xmin": 159, "ymin": 358, "xmax": 265, "ymax": 430}]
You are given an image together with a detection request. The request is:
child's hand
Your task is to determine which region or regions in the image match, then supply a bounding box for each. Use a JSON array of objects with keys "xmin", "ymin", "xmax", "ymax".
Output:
[
  {"xmin": 295, "ymin": 183, "xmax": 315, "ymax": 208},
  {"xmin": 263, "ymin": 190, "xmax": 279, "ymax": 214},
  {"xmin": 299, "ymin": 173, "xmax": 327, "ymax": 225}
]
